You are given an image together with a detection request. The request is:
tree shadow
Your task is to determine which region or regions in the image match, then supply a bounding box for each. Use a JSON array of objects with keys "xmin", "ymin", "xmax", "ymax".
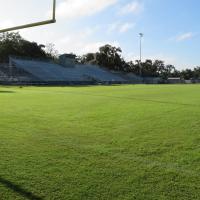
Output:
[
  {"xmin": 0, "ymin": 177, "xmax": 43, "ymax": 200},
  {"xmin": 0, "ymin": 91, "xmax": 15, "ymax": 93}
]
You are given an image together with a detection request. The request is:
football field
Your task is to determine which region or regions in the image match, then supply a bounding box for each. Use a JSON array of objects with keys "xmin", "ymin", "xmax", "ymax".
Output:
[{"xmin": 0, "ymin": 85, "xmax": 200, "ymax": 200}]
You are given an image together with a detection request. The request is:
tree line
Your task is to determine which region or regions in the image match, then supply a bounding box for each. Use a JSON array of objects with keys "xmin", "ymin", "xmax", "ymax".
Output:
[
  {"xmin": 0, "ymin": 32, "xmax": 57, "ymax": 63},
  {"xmin": 79, "ymin": 44, "xmax": 200, "ymax": 80},
  {"xmin": 0, "ymin": 32, "xmax": 199, "ymax": 80}
]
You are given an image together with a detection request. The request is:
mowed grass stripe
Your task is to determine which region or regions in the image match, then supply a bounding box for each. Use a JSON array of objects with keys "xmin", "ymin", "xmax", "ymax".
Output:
[
  {"xmin": 0, "ymin": 85, "xmax": 200, "ymax": 200},
  {"xmin": 6, "ymin": 85, "xmax": 200, "ymax": 107}
]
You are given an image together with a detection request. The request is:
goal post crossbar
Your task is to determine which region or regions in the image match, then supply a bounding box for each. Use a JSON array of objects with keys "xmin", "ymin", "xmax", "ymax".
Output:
[{"xmin": 0, "ymin": 0, "xmax": 56, "ymax": 33}]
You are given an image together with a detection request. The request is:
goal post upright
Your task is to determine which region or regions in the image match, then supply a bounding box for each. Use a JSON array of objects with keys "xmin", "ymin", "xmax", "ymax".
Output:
[
  {"xmin": 52, "ymin": 0, "xmax": 56, "ymax": 22},
  {"xmin": 0, "ymin": 0, "xmax": 56, "ymax": 33}
]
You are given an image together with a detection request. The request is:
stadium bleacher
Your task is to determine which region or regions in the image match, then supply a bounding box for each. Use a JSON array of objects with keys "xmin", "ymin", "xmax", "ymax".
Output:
[
  {"xmin": 112, "ymin": 71, "xmax": 143, "ymax": 83},
  {"xmin": 75, "ymin": 64, "xmax": 125, "ymax": 82},
  {"xmin": 0, "ymin": 69, "xmax": 7, "ymax": 81},
  {"xmin": 0, "ymin": 62, "xmax": 40, "ymax": 82},
  {"xmin": 11, "ymin": 59, "xmax": 86, "ymax": 82},
  {"xmin": 0, "ymin": 56, "xmax": 144, "ymax": 84},
  {"xmin": 8, "ymin": 57, "xmax": 129, "ymax": 83}
]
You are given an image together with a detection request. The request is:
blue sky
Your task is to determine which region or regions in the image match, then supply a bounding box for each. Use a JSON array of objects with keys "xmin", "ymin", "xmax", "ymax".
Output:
[{"xmin": 0, "ymin": 0, "xmax": 199, "ymax": 69}]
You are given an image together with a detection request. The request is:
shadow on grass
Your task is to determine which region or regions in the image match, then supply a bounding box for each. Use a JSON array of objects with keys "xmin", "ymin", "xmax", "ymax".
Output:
[
  {"xmin": 0, "ymin": 177, "xmax": 43, "ymax": 200},
  {"xmin": 0, "ymin": 91, "xmax": 15, "ymax": 93}
]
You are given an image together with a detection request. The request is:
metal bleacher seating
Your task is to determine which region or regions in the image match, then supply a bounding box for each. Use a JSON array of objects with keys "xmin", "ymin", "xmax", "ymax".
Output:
[
  {"xmin": 11, "ymin": 59, "xmax": 88, "ymax": 82},
  {"xmin": 10, "ymin": 57, "xmax": 127, "ymax": 83},
  {"xmin": 75, "ymin": 64, "xmax": 125, "ymax": 82},
  {"xmin": 0, "ymin": 69, "xmax": 7, "ymax": 81}
]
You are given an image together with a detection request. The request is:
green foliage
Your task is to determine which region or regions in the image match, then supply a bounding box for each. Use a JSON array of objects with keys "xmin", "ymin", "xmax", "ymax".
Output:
[
  {"xmin": 0, "ymin": 85, "xmax": 200, "ymax": 199},
  {"xmin": 181, "ymin": 68, "xmax": 200, "ymax": 80},
  {"xmin": 81, "ymin": 44, "xmax": 200, "ymax": 80},
  {"xmin": 82, "ymin": 44, "xmax": 126, "ymax": 71},
  {"xmin": 0, "ymin": 32, "xmax": 199, "ymax": 80},
  {"xmin": 81, "ymin": 44, "xmax": 178, "ymax": 79},
  {"xmin": 0, "ymin": 32, "xmax": 47, "ymax": 62},
  {"xmin": 45, "ymin": 43, "xmax": 58, "ymax": 59}
]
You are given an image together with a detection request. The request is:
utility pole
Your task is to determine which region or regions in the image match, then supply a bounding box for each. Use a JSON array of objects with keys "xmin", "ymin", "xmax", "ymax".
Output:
[{"xmin": 139, "ymin": 33, "xmax": 143, "ymax": 77}]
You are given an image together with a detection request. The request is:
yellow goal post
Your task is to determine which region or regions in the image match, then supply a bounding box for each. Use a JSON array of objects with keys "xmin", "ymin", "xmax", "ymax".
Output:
[{"xmin": 0, "ymin": 0, "xmax": 56, "ymax": 33}]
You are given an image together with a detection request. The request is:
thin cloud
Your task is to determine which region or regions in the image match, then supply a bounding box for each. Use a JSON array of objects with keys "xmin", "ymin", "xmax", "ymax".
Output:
[
  {"xmin": 119, "ymin": 22, "xmax": 135, "ymax": 33},
  {"xmin": 119, "ymin": 1, "xmax": 144, "ymax": 15},
  {"xmin": 56, "ymin": 0, "xmax": 118, "ymax": 20},
  {"xmin": 108, "ymin": 21, "xmax": 135, "ymax": 34},
  {"xmin": 175, "ymin": 32, "xmax": 195, "ymax": 42},
  {"xmin": 55, "ymin": 27, "xmax": 119, "ymax": 54}
]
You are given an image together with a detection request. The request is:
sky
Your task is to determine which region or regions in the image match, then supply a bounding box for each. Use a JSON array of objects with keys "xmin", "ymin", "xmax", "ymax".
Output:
[{"xmin": 0, "ymin": 0, "xmax": 199, "ymax": 69}]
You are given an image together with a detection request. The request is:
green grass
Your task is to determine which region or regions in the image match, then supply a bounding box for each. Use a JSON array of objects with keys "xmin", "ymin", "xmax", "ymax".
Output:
[{"xmin": 0, "ymin": 85, "xmax": 200, "ymax": 200}]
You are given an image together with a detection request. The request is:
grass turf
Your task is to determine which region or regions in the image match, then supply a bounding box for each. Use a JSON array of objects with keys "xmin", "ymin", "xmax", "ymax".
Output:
[{"xmin": 0, "ymin": 85, "xmax": 200, "ymax": 200}]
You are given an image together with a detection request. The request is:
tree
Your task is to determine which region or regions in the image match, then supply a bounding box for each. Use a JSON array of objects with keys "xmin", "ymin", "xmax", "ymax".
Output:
[
  {"xmin": 81, "ymin": 44, "xmax": 125, "ymax": 71},
  {"xmin": 193, "ymin": 67, "xmax": 200, "ymax": 79},
  {"xmin": 142, "ymin": 59, "xmax": 158, "ymax": 77},
  {"xmin": 0, "ymin": 32, "xmax": 47, "ymax": 62},
  {"xmin": 81, "ymin": 53, "xmax": 96, "ymax": 64},
  {"xmin": 45, "ymin": 43, "xmax": 58, "ymax": 59},
  {"xmin": 181, "ymin": 69, "xmax": 194, "ymax": 80},
  {"xmin": 98, "ymin": 44, "xmax": 123, "ymax": 71}
]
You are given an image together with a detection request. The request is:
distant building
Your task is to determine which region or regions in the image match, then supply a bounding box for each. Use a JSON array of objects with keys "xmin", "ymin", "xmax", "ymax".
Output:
[
  {"xmin": 185, "ymin": 80, "xmax": 192, "ymax": 84},
  {"xmin": 167, "ymin": 77, "xmax": 182, "ymax": 84},
  {"xmin": 59, "ymin": 54, "xmax": 76, "ymax": 67}
]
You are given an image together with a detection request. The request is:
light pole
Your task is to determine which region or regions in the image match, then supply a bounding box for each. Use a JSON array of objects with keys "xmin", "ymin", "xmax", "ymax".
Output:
[{"xmin": 139, "ymin": 33, "xmax": 143, "ymax": 77}]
